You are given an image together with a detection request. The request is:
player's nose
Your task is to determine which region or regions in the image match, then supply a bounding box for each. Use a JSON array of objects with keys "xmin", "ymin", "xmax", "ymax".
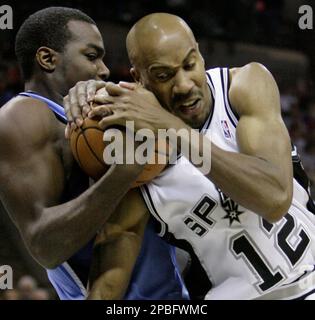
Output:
[
  {"xmin": 97, "ymin": 61, "xmax": 110, "ymax": 81},
  {"xmin": 173, "ymin": 70, "xmax": 194, "ymax": 96}
]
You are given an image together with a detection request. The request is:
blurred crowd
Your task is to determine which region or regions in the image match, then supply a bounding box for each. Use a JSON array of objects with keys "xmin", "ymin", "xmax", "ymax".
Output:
[
  {"xmin": 0, "ymin": 62, "xmax": 22, "ymax": 107},
  {"xmin": 2, "ymin": 0, "xmax": 304, "ymax": 55},
  {"xmin": 0, "ymin": 275, "xmax": 55, "ymax": 300},
  {"xmin": 281, "ymin": 79, "xmax": 315, "ymax": 195}
]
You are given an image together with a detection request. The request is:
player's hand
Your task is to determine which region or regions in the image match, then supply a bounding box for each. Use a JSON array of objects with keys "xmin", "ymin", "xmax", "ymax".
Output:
[
  {"xmin": 64, "ymin": 80, "xmax": 106, "ymax": 139},
  {"xmin": 88, "ymin": 83, "xmax": 184, "ymax": 136},
  {"xmin": 63, "ymin": 81, "xmax": 138, "ymax": 139}
]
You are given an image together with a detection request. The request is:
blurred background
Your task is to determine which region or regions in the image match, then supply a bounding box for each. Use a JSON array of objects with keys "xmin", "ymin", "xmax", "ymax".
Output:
[{"xmin": 0, "ymin": 0, "xmax": 315, "ymax": 299}]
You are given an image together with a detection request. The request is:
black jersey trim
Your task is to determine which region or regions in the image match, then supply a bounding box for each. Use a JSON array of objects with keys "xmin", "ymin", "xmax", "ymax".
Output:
[
  {"xmin": 201, "ymin": 71, "xmax": 216, "ymax": 132},
  {"xmin": 165, "ymin": 234, "xmax": 212, "ymax": 300},
  {"xmin": 220, "ymin": 68, "xmax": 238, "ymax": 128},
  {"xmin": 140, "ymin": 184, "xmax": 168, "ymax": 236},
  {"xmin": 226, "ymin": 68, "xmax": 240, "ymax": 121}
]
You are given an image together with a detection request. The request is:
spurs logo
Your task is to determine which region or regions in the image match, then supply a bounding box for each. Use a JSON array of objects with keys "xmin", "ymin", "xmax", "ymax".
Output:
[{"xmin": 217, "ymin": 188, "xmax": 244, "ymax": 226}]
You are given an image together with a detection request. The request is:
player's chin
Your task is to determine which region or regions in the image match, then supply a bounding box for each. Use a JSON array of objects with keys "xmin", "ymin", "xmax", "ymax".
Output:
[{"xmin": 178, "ymin": 105, "xmax": 207, "ymax": 128}]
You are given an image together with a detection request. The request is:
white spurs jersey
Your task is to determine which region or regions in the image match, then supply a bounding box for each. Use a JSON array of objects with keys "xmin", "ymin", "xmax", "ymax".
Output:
[{"xmin": 141, "ymin": 67, "xmax": 315, "ymax": 300}]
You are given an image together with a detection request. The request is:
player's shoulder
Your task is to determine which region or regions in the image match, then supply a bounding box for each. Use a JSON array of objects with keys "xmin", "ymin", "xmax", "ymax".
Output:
[
  {"xmin": 228, "ymin": 62, "xmax": 279, "ymax": 114},
  {"xmin": 0, "ymin": 96, "xmax": 57, "ymax": 153},
  {"xmin": 229, "ymin": 62, "xmax": 272, "ymax": 87},
  {"xmin": 206, "ymin": 63, "xmax": 273, "ymax": 88},
  {"xmin": 0, "ymin": 95, "xmax": 55, "ymax": 124}
]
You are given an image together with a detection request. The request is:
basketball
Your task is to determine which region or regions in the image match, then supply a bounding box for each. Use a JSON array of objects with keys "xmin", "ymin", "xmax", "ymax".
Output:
[
  {"xmin": 70, "ymin": 117, "xmax": 109, "ymax": 181},
  {"xmin": 70, "ymin": 113, "xmax": 169, "ymax": 188}
]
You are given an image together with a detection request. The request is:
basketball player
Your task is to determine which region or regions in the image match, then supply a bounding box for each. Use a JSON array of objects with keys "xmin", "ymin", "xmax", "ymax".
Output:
[
  {"xmin": 0, "ymin": 8, "xmax": 188, "ymax": 300},
  {"xmin": 66, "ymin": 13, "xmax": 315, "ymax": 299}
]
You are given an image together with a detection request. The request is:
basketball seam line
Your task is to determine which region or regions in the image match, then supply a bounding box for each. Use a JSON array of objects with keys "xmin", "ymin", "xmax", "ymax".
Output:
[{"xmin": 81, "ymin": 130, "xmax": 108, "ymax": 169}]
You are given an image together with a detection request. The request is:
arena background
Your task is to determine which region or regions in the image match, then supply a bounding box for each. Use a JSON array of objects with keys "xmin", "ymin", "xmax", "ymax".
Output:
[{"xmin": 0, "ymin": 0, "xmax": 314, "ymax": 299}]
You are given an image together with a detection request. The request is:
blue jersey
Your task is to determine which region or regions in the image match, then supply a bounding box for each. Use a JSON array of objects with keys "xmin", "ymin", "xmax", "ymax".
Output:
[{"xmin": 19, "ymin": 92, "xmax": 189, "ymax": 300}]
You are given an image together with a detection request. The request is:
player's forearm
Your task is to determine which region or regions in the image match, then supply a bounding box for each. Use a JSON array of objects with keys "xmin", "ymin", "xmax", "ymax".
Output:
[
  {"xmin": 31, "ymin": 164, "xmax": 143, "ymax": 269},
  {"xmin": 175, "ymin": 127, "xmax": 292, "ymax": 222},
  {"xmin": 87, "ymin": 269, "xmax": 130, "ymax": 300},
  {"xmin": 209, "ymin": 143, "xmax": 292, "ymax": 222},
  {"xmin": 87, "ymin": 230, "xmax": 144, "ymax": 300}
]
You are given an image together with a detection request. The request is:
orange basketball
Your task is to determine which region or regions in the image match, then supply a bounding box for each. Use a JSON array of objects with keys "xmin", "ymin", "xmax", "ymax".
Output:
[{"xmin": 70, "ymin": 118, "xmax": 169, "ymax": 188}]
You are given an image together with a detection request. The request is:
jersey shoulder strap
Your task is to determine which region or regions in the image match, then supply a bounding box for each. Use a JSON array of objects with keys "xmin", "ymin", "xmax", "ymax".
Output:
[{"xmin": 19, "ymin": 91, "xmax": 67, "ymax": 124}]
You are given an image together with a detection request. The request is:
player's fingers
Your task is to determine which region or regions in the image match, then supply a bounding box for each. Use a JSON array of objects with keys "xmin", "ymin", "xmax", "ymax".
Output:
[
  {"xmin": 88, "ymin": 105, "xmax": 114, "ymax": 119},
  {"xmin": 68, "ymin": 86, "xmax": 83, "ymax": 127},
  {"xmin": 118, "ymin": 81, "xmax": 137, "ymax": 90},
  {"xmin": 94, "ymin": 94, "xmax": 115, "ymax": 105},
  {"xmin": 82, "ymin": 103, "xmax": 93, "ymax": 119},
  {"xmin": 87, "ymin": 80, "xmax": 107, "ymax": 103},
  {"xmin": 98, "ymin": 114, "xmax": 124, "ymax": 130},
  {"xmin": 65, "ymin": 123, "xmax": 71, "ymax": 140},
  {"xmin": 75, "ymin": 81, "xmax": 91, "ymax": 118},
  {"xmin": 63, "ymin": 95, "xmax": 74, "ymax": 123},
  {"xmin": 106, "ymin": 82, "xmax": 127, "ymax": 96}
]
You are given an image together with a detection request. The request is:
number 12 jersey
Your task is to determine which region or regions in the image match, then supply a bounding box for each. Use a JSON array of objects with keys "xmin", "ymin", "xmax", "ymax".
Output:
[{"xmin": 141, "ymin": 67, "xmax": 315, "ymax": 300}]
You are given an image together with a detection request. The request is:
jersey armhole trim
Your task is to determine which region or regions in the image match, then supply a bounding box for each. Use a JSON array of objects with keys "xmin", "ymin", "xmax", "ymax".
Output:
[
  {"xmin": 60, "ymin": 262, "xmax": 87, "ymax": 297},
  {"xmin": 140, "ymin": 184, "xmax": 168, "ymax": 237},
  {"xmin": 220, "ymin": 68, "xmax": 238, "ymax": 128}
]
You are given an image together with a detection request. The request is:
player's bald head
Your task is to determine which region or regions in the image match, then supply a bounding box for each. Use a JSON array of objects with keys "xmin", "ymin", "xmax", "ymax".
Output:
[
  {"xmin": 126, "ymin": 13, "xmax": 210, "ymax": 130},
  {"xmin": 126, "ymin": 13, "xmax": 197, "ymax": 68}
]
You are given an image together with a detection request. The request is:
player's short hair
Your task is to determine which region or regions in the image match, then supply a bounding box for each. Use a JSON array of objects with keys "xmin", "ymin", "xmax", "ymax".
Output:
[{"xmin": 15, "ymin": 7, "xmax": 96, "ymax": 80}]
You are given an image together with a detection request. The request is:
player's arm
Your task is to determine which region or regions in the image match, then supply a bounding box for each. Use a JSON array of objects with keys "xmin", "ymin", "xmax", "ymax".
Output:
[
  {"xmin": 87, "ymin": 189, "xmax": 148, "ymax": 300},
  {"xmin": 63, "ymin": 80, "xmax": 137, "ymax": 138},
  {"xmin": 178, "ymin": 63, "xmax": 292, "ymax": 222},
  {"xmin": 209, "ymin": 63, "xmax": 292, "ymax": 222},
  {"xmin": 109, "ymin": 64, "xmax": 291, "ymax": 222},
  {"xmin": 63, "ymin": 64, "xmax": 292, "ymax": 223},
  {"xmin": 102, "ymin": 71, "xmax": 291, "ymax": 223},
  {"xmin": 0, "ymin": 99, "xmax": 143, "ymax": 269}
]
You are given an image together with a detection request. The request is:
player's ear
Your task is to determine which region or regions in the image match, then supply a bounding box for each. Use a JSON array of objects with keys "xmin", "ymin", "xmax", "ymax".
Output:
[
  {"xmin": 130, "ymin": 67, "xmax": 141, "ymax": 83},
  {"xmin": 36, "ymin": 47, "xmax": 58, "ymax": 73}
]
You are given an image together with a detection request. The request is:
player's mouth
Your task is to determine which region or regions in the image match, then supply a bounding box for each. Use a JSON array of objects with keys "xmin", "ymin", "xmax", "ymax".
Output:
[{"xmin": 178, "ymin": 98, "xmax": 202, "ymax": 115}]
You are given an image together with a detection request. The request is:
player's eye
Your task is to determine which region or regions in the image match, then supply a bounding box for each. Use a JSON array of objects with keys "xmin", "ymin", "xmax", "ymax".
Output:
[
  {"xmin": 184, "ymin": 61, "xmax": 196, "ymax": 70},
  {"xmin": 156, "ymin": 73, "xmax": 170, "ymax": 80},
  {"xmin": 85, "ymin": 53, "xmax": 98, "ymax": 61}
]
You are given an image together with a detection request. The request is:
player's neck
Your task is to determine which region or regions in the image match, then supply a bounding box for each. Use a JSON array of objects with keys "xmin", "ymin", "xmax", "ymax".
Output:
[
  {"xmin": 198, "ymin": 85, "xmax": 213, "ymax": 130},
  {"xmin": 25, "ymin": 77, "xmax": 64, "ymax": 106}
]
